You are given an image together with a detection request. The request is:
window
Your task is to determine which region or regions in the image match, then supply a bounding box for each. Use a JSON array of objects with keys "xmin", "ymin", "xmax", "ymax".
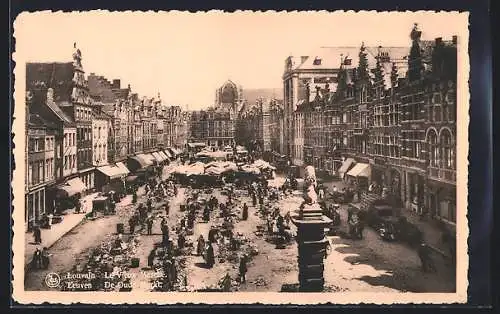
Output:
[
  {"xmin": 440, "ymin": 129, "xmax": 453, "ymax": 169},
  {"xmin": 45, "ymin": 159, "xmax": 50, "ymax": 181},
  {"xmin": 64, "ymin": 156, "xmax": 68, "ymax": 170},
  {"xmin": 427, "ymin": 130, "xmax": 439, "ymax": 167},
  {"xmin": 39, "ymin": 161, "xmax": 44, "ymax": 183}
]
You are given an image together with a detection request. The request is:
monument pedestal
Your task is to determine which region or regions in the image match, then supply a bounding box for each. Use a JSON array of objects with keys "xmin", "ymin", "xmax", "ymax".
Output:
[{"xmin": 292, "ymin": 203, "xmax": 332, "ymax": 292}]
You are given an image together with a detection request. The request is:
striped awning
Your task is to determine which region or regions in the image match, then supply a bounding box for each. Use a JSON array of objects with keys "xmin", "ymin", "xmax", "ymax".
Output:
[
  {"xmin": 151, "ymin": 151, "xmax": 164, "ymax": 163},
  {"xmin": 163, "ymin": 149, "xmax": 173, "ymax": 159},
  {"xmin": 158, "ymin": 151, "xmax": 170, "ymax": 162}
]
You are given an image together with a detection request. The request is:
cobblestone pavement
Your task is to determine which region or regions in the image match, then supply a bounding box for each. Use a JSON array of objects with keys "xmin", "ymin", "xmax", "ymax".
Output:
[{"xmin": 24, "ymin": 171, "xmax": 456, "ymax": 293}]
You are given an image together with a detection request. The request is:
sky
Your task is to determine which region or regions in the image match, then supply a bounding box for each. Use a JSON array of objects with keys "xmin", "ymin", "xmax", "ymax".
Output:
[{"xmin": 14, "ymin": 11, "xmax": 467, "ymax": 110}]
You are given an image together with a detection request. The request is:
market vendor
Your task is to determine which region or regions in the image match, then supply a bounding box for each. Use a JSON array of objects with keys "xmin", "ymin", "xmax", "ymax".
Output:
[
  {"xmin": 129, "ymin": 216, "xmax": 137, "ymax": 234},
  {"xmin": 242, "ymin": 203, "xmax": 248, "ymax": 220},
  {"xmin": 177, "ymin": 230, "xmax": 186, "ymax": 249},
  {"xmin": 205, "ymin": 242, "xmax": 215, "ymax": 268},
  {"xmin": 196, "ymin": 235, "xmax": 205, "ymax": 256},
  {"xmin": 161, "ymin": 223, "xmax": 170, "ymax": 246},
  {"xmin": 208, "ymin": 227, "xmax": 218, "ymax": 243},
  {"xmin": 239, "ymin": 254, "xmax": 248, "ymax": 283}
]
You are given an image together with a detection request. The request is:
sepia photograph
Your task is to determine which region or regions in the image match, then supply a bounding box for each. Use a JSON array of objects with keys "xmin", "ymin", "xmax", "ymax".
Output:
[{"xmin": 11, "ymin": 10, "xmax": 469, "ymax": 304}]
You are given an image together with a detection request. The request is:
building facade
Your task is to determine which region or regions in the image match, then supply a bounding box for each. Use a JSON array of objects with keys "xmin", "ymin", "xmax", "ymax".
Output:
[
  {"xmin": 268, "ymin": 99, "xmax": 285, "ymax": 155},
  {"xmin": 140, "ymin": 97, "xmax": 158, "ymax": 153},
  {"xmin": 164, "ymin": 105, "xmax": 183, "ymax": 149},
  {"xmin": 282, "ymin": 26, "xmax": 457, "ymax": 227},
  {"xmin": 58, "ymin": 46, "xmax": 95, "ymax": 192},
  {"xmin": 25, "ymin": 99, "xmax": 49, "ymax": 228},
  {"xmin": 91, "ymin": 105, "xmax": 110, "ymax": 167},
  {"xmin": 88, "ymin": 74, "xmax": 133, "ymax": 162},
  {"xmin": 283, "ymin": 51, "xmax": 343, "ymax": 160},
  {"xmin": 25, "ymin": 84, "xmax": 78, "ymax": 219},
  {"xmin": 187, "ymin": 80, "xmax": 242, "ymax": 148},
  {"xmin": 237, "ymin": 98, "xmax": 283, "ymax": 155}
]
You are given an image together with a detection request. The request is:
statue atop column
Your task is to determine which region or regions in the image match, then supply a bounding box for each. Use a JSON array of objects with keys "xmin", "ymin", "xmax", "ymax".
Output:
[
  {"xmin": 291, "ymin": 165, "xmax": 332, "ymax": 292},
  {"xmin": 303, "ymin": 165, "xmax": 318, "ymax": 205}
]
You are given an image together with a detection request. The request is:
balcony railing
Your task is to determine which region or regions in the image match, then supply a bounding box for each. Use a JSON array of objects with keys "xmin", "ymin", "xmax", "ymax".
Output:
[{"xmin": 428, "ymin": 166, "xmax": 456, "ymax": 183}]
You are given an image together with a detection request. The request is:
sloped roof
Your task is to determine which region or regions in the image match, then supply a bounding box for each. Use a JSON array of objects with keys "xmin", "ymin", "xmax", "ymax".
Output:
[
  {"xmin": 28, "ymin": 114, "xmax": 47, "ymax": 128},
  {"xmin": 26, "ymin": 62, "xmax": 75, "ymax": 103},
  {"xmin": 45, "ymin": 98, "xmax": 75, "ymax": 126},
  {"xmin": 292, "ymin": 46, "xmax": 409, "ymax": 73}
]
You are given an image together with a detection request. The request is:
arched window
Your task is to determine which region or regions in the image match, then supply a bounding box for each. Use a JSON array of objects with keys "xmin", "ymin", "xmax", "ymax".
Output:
[
  {"xmin": 427, "ymin": 129, "xmax": 438, "ymax": 167},
  {"xmin": 440, "ymin": 129, "xmax": 453, "ymax": 169}
]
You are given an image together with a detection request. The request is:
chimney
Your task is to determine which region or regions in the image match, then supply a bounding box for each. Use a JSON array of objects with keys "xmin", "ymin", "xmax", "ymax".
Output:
[
  {"xmin": 112, "ymin": 79, "xmax": 121, "ymax": 89},
  {"xmin": 435, "ymin": 37, "xmax": 443, "ymax": 45},
  {"xmin": 452, "ymin": 35, "xmax": 458, "ymax": 44},
  {"xmin": 47, "ymin": 88, "xmax": 54, "ymax": 104}
]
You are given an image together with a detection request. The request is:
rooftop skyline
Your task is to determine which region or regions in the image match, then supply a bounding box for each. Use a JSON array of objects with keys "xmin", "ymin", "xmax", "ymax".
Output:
[{"xmin": 15, "ymin": 11, "xmax": 464, "ymax": 110}]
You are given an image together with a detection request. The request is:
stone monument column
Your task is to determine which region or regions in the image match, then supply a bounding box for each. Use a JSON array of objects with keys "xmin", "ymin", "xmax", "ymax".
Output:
[{"xmin": 291, "ymin": 166, "xmax": 332, "ymax": 292}]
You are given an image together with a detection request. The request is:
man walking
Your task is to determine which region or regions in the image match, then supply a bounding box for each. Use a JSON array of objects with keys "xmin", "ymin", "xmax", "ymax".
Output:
[
  {"xmin": 161, "ymin": 222, "xmax": 170, "ymax": 246},
  {"xmin": 33, "ymin": 224, "xmax": 42, "ymax": 244},
  {"xmin": 239, "ymin": 254, "xmax": 248, "ymax": 283}
]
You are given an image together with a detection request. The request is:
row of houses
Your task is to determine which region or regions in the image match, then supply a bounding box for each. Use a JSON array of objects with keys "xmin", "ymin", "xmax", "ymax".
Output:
[
  {"xmin": 284, "ymin": 25, "xmax": 457, "ymax": 226},
  {"xmin": 25, "ymin": 44, "xmax": 187, "ymax": 230}
]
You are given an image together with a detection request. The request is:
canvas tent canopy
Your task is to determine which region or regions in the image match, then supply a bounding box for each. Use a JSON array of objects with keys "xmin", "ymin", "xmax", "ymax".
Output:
[
  {"xmin": 127, "ymin": 155, "xmax": 153, "ymax": 172},
  {"xmin": 97, "ymin": 165, "xmax": 127, "ymax": 180},
  {"xmin": 338, "ymin": 158, "xmax": 356, "ymax": 177},
  {"xmin": 141, "ymin": 153, "xmax": 157, "ymax": 164},
  {"xmin": 171, "ymin": 148, "xmax": 182, "ymax": 155},
  {"xmin": 158, "ymin": 151, "xmax": 170, "ymax": 162},
  {"xmin": 187, "ymin": 143, "xmax": 206, "ymax": 149},
  {"xmin": 163, "ymin": 149, "xmax": 173, "ymax": 159},
  {"xmin": 347, "ymin": 163, "xmax": 371, "ymax": 178},
  {"xmin": 252, "ymin": 159, "xmax": 276, "ymax": 170},
  {"xmin": 116, "ymin": 162, "xmax": 130, "ymax": 175},
  {"xmin": 151, "ymin": 151, "xmax": 165, "ymax": 163},
  {"xmin": 55, "ymin": 178, "xmax": 86, "ymax": 198}
]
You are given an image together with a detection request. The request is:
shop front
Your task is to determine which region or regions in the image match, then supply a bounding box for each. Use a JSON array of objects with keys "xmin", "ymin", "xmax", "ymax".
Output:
[
  {"xmin": 53, "ymin": 177, "xmax": 87, "ymax": 212},
  {"xmin": 426, "ymin": 180, "xmax": 456, "ymax": 226},
  {"xmin": 346, "ymin": 162, "xmax": 371, "ymax": 189},
  {"xmin": 337, "ymin": 158, "xmax": 356, "ymax": 180},
  {"xmin": 25, "ymin": 187, "xmax": 46, "ymax": 231},
  {"xmin": 95, "ymin": 164, "xmax": 129, "ymax": 197},
  {"xmin": 402, "ymin": 170, "xmax": 425, "ymax": 214}
]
